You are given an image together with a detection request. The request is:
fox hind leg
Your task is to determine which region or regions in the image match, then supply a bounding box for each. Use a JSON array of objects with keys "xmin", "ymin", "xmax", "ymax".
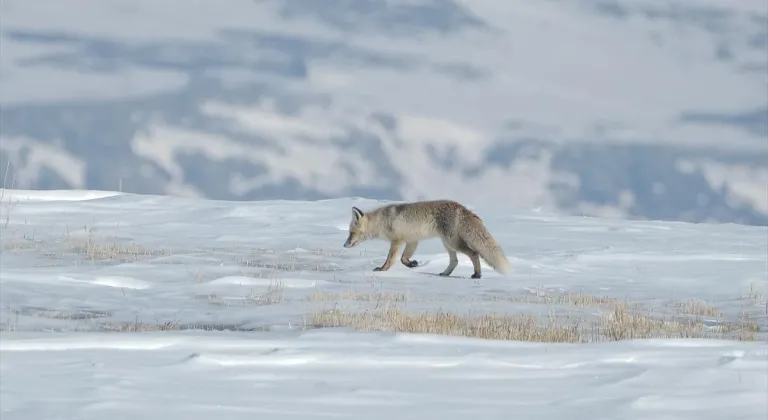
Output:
[
  {"xmin": 467, "ymin": 252, "xmax": 482, "ymax": 279},
  {"xmin": 400, "ymin": 241, "xmax": 419, "ymax": 268},
  {"xmin": 456, "ymin": 239, "xmax": 482, "ymax": 279},
  {"xmin": 439, "ymin": 238, "xmax": 459, "ymax": 277},
  {"xmin": 439, "ymin": 249, "xmax": 458, "ymax": 276}
]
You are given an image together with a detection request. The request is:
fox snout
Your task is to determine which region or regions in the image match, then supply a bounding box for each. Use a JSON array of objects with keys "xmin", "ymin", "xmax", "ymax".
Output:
[{"xmin": 343, "ymin": 234, "xmax": 357, "ymax": 248}]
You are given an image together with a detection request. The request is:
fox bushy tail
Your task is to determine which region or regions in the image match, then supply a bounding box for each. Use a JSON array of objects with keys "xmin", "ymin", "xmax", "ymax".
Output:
[{"xmin": 460, "ymin": 217, "xmax": 511, "ymax": 275}]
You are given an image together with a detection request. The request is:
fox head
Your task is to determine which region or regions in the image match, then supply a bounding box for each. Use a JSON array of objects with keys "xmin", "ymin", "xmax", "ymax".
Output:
[{"xmin": 343, "ymin": 206, "xmax": 369, "ymax": 248}]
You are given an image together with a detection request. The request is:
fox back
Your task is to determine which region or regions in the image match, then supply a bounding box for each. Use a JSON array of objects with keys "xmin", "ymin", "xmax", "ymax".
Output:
[{"xmin": 344, "ymin": 200, "xmax": 465, "ymax": 246}]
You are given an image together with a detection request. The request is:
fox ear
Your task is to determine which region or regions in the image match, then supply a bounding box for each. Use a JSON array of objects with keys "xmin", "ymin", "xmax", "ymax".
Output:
[{"xmin": 352, "ymin": 206, "xmax": 364, "ymax": 221}]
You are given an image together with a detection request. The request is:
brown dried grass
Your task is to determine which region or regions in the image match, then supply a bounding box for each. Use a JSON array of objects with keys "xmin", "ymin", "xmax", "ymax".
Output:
[{"xmin": 309, "ymin": 303, "xmax": 759, "ymax": 343}]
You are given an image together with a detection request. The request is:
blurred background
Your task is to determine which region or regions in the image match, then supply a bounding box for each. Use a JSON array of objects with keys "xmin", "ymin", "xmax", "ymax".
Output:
[{"xmin": 1, "ymin": 0, "xmax": 766, "ymax": 225}]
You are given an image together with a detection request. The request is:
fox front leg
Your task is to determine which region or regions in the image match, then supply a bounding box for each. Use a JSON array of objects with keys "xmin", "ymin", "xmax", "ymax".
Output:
[
  {"xmin": 400, "ymin": 241, "xmax": 419, "ymax": 268},
  {"xmin": 374, "ymin": 240, "xmax": 403, "ymax": 271}
]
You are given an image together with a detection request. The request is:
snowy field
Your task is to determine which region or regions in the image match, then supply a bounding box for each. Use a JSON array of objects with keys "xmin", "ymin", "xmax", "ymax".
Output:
[{"xmin": 1, "ymin": 188, "xmax": 767, "ymax": 419}]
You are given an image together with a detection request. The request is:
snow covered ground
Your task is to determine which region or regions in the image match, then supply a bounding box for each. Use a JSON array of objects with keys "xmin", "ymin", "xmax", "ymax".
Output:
[{"xmin": 1, "ymin": 188, "xmax": 767, "ymax": 419}]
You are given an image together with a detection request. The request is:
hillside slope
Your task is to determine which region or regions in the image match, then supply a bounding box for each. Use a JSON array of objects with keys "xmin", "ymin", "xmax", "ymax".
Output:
[{"xmin": 1, "ymin": 0, "xmax": 766, "ymax": 224}]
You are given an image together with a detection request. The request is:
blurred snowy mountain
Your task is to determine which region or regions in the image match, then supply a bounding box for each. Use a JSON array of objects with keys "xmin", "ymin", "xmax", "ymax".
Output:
[{"xmin": 1, "ymin": 0, "xmax": 766, "ymax": 224}]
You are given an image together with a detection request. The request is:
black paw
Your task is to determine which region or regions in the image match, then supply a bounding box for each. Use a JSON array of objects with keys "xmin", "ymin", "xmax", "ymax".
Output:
[
  {"xmin": 373, "ymin": 266, "xmax": 383, "ymax": 272},
  {"xmin": 439, "ymin": 272, "xmax": 450, "ymax": 277},
  {"xmin": 471, "ymin": 273, "xmax": 482, "ymax": 279},
  {"xmin": 403, "ymin": 260, "xmax": 418, "ymax": 268}
]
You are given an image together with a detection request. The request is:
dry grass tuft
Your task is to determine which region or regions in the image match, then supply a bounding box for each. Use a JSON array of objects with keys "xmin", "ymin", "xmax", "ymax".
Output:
[
  {"xmin": 3, "ymin": 235, "xmax": 175, "ymax": 262},
  {"xmin": 303, "ymin": 288, "xmax": 637, "ymax": 313},
  {"xmin": 0, "ymin": 169, "xmax": 20, "ymax": 228},
  {"xmin": 92, "ymin": 320, "xmax": 268, "ymax": 333},
  {"xmin": 310, "ymin": 303, "xmax": 759, "ymax": 343},
  {"xmin": 32, "ymin": 308, "xmax": 111, "ymax": 320},
  {"xmin": 310, "ymin": 306, "xmax": 585, "ymax": 343},
  {"xmin": 306, "ymin": 290, "xmax": 410, "ymax": 303},
  {"xmin": 716, "ymin": 311, "xmax": 762, "ymax": 340},
  {"xmin": 598, "ymin": 306, "xmax": 732, "ymax": 341},
  {"xmin": 1, "ymin": 238, "xmax": 44, "ymax": 252},
  {"xmin": 195, "ymin": 280, "xmax": 285, "ymax": 307},
  {"xmin": 738, "ymin": 283, "xmax": 766, "ymax": 306},
  {"xmin": 75, "ymin": 317, "xmax": 272, "ymax": 333},
  {"xmin": 672, "ymin": 299, "xmax": 723, "ymax": 317},
  {"xmin": 306, "ymin": 248, "xmax": 346, "ymax": 257},
  {"xmin": 109, "ymin": 319, "xmax": 183, "ymax": 332},
  {"xmin": 499, "ymin": 291, "xmax": 632, "ymax": 310},
  {"xmin": 233, "ymin": 252, "xmax": 341, "ymax": 272},
  {"xmin": 71, "ymin": 237, "xmax": 171, "ymax": 261}
]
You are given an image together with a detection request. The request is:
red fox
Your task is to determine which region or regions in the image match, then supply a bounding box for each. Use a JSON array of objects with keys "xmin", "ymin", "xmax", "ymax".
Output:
[{"xmin": 343, "ymin": 200, "xmax": 511, "ymax": 279}]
